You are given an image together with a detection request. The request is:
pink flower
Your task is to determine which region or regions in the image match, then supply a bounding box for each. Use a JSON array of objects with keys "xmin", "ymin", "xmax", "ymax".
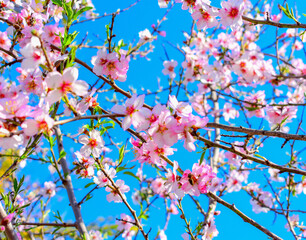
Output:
[
  {"xmin": 91, "ymin": 47, "xmax": 129, "ymax": 82},
  {"xmin": 222, "ymin": 103, "xmax": 239, "ymax": 122},
  {"xmin": 22, "ymin": 114, "xmax": 54, "ymax": 136},
  {"xmin": 93, "ymin": 165, "xmax": 116, "ymax": 187},
  {"xmin": 158, "ymin": 0, "xmax": 170, "ymax": 8},
  {"xmin": 105, "ymin": 179, "xmax": 130, "ymax": 203},
  {"xmin": 135, "ymin": 103, "xmax": 166, "ymax": 132},
  {"xmin": 42, "ymin": 181, "xmax": 56, "ymax": 197},
  {"xmin": 285, "ymin": 215, "xmax": 299, "ymax": 231},
  {"xmin": 192, "ymin": 4, "xmax": 218, "ymax": 30},
  {"xmin": 138, "ymin": 29, "xmax": 154, "ymax": 43},
  {"xmin": 20, "ymin": 37, "xmax": 46, "ymax": 71},
  {"xmin": 148, "ymin": 109, "xmax": 178, "ymax": 148},
  {"xmin": 159, "ymin": 230, "xmax": 167, "ymax": 240},
  {"xmin": 89, "ymin": 230, "xmax": 103, "ymax": 240},
  {"xmin": 244, "ymin": 91, "xmax": 266, "ymax": 118},
  {"xmin": 296, "ymin": 179, "xmax": 306, "ymax": 195},
  {"xmin": 111, "ymin": 94, "xmax": 146, "ymax": 130},
  {"xmin": 219, "ymin": 0, "xmax": 244, "ymax": 30},
  {"xmin": 226, "ymin": 170, "xmax": 248, "ymax": 193},
  {"xmin": 268, "ymin": 168, "xmax": 284, "ymax": 182},
  {"xmin": 152, "ymin": 178, "xmax": 166, "ymax": 196},
  {"xmin": 162, "ymin": 60, "xmax": 178, "ymax": 79},
  {"xmin": 168, "ymin": 95, "xmax": 192, "ymax": 117},
  {"xmin": 45, "ymin": 67, "xmax": 89, "ymax": 104},
  {"xmin": 117, "ymin": 213, "xmax": 133, "ymax": 231},
  {"xmin": 165, "ymin": 161, "xmax": 185, "ymax": 199},
  {"xmin": 202, "ymin": 217, "xmax": 219, "ymax": 240},
  {"xmin": 78, "ymin": 129, "xmax": 105, "ymax": 158},
  {"xmin": 0, "ymin": 212, "xmax": 14, "ymax": 226},
  {"xmin": 266, "ymin": 104, "xmax": 297, "ymax": 127},
  {"xmin": 180, "ymin": 161, "xmax": 216, "ymax": 196},
  {"xmin": 250, "ymin": 191, "xmax": 273, "ymax": 213},
  {"xmin": 0, "ymin": 93, "xmax": 32, "ymax": 119}
]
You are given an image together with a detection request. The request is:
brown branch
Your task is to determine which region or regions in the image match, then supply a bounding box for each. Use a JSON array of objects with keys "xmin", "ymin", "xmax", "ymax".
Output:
[
  {"xmin": 196, "ymin": 135, "xmax": 306, "ymax": 176},
  {"xmin": 54, "ymin": 114, "xmax": 125, "ymax": 126},
  {"xmin": 207, "ymin": 192, "xmax": 283, "ymax": 240},
  {"xmin": 207, "ymin": 123, "xmax": 306, "ymax": 141},
  {"xmin": 242, "ymin": 15, "xmax": 306, "ymax": 29},
  {"xmin": 18, "ymin": 222, "xmax": 76, "ymax": 228}
]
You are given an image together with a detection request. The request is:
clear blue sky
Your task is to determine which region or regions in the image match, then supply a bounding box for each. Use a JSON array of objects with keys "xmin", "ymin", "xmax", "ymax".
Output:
[{"xmin": 18, "ymin": 0, "xmax": 306, "ymax": 239}]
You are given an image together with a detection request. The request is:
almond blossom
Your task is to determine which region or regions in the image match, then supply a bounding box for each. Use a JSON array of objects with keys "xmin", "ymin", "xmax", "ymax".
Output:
[
  {"xmin": 93, "ymin": 165, "xmax": 116, "ymax": 187},
  {"xmin": 191, "ymin": 3, "xmax": 218, "ymax": 30},
  {"xmin": 219, "ymin": 0, "xmax": 245, "ymax": 30},
  {"xmin": 42, "ymin": 181, "xmax": 56, "ymax": 198},
  {"xmin": 105, "ymin": 179, "xmax": 130, "ymax": 203},
  {"xmin": 111, "ymin": 94, "xmax": 146, "ymax": 130},
  {"xmin": 250, "ymin": 191, "xmax": 273, "ymax": 213},
  {"xmin": 162, "ymin": 60, "xmax": 178, "ymax": 79},
  {"xmin": 78, "ymin": 129, "xmax": 104, "ymax": 158},
  {"xmin": 91, "ymin": 47, "xmax": 129, "ymax": 82},
  {"xmin": 20, "ymin": 37, "xmax": 45, "ymax": 70},
  {"xmin": 45, "ymin": 67, "xmax": 89, "ymax": 104}
]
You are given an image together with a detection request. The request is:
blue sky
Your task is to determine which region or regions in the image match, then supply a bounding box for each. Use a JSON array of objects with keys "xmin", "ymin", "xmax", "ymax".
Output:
[{"xmin": 16, "ymin": 0, "xmax": 306, "ymax": 239}]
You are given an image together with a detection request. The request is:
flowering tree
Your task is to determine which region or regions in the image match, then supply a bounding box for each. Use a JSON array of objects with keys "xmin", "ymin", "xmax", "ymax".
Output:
[{"xmin": 0, "ymin": 0, "xmax": 306, "ymax": 239}]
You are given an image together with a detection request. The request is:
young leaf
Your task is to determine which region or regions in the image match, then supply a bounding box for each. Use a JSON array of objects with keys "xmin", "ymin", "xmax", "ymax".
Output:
[
  {"xmin": 73, "ymin": 6, "xmax": 93, "ymax": 21},
  {"xmin": 118, "ymin": 145, "xmax": 125, "ymax": 167},
  {"xmin": 123, "ymin": 171, "xmax": 140, "ymax": 181}
]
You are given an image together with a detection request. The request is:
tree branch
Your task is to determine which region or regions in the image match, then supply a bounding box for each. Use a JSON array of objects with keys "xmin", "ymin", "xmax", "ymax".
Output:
[
  {"xmin": 207, "ymin": 192, "xmax": 283, "ymax": 240},
  {"xmin": 54, "ymin": 127, "xmax": 90, "ymax": 239},
  {"xmin": 242, "ymin": 15, "xmax": 306, "ymax": 29},
  {"xmin": 0, "ymin": 203, "xmax": 18, "ymax": 240},
  {"xmin": 196, "ymin": 135, "xmax": 306, "ymax": 176},
  {"xmin": 207, "ymin": 123, "xmax": 306, "ymax": 141}
]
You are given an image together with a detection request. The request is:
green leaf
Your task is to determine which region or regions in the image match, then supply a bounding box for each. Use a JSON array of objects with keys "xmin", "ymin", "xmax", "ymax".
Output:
[
  {"xmin": 84, "ymin": 182, "xmax": 95, "ymax": 188},
  {"xmin": 73, "ymin": 6, "xmax": 93, "ymax": 21},
  {"xmin": 13, "ymin": 178, "xmax": 18, "ymax": 192},
  {"xmin": 52, "ymin": 0, "xmax": 63, "ymax": 7},
  {"xmin": 62, "ymin": 2, "xmax": 74, "ymax": 22},
  {"xmin": 245, "ymin": 106, "xmax": 259, "ymax": 111},
  {"xmin": 59, "ymin": 150, "xmax": 66, "ymax": 160},
  {"xmin": 199, "ymin": 149, "xmax": 206, "ymax": 165},
  {"xmin": 280, "ymin": 116, "xmax": 289, "ymax": 126},
  {"xmin": 123, "ymin": 171, "xmax": 140, "ymax": 181},
  {"xmin": 118, "ymin": 145, "xmax": 125, "ymax": 166},
  {"xmin": 116, "ymin": 164, "xmax": 136, "ymax": 173},
  {"xmin": 254, "ymin": 153, "xmax": 266, "ymax": 160}
]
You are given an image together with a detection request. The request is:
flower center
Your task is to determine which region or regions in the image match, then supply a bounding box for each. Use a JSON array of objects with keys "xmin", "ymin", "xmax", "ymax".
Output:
[
  {"xmin": 126, "ymin": 106, "xmax": 135, "ymax": 115},
  {"xmin": 201, "ymin": 10, "xmax": 211, "ymax": 21},
  {"xmin": 228, "ymin": 7, "xmax": 239, "ymax": 18},
  {"xmin": 28, "ymin": 80, "xmax": 38, "ymax": 90},
  {"xmin": 60, "ymin": 81, "xmax": 71, "ymax": 94},
  {"xmin": 38, "ymin": 120, "xmax": 48, "ymax": 131},
  {"xmin": 89, "ymin": 138, "xmax": 97, "ymax": 148},
  {"xmin": 33, "ymin": 52, "xmax": 41, "ymax": 61}
]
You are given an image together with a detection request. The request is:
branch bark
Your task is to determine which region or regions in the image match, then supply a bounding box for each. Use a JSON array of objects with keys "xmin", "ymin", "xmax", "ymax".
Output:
[
  {"xmin": 242, "ymin": 15, "xmax": 306, "ymax": 29},
  {"xmin": 0, "ymin": 203, "xmax": 18, "ymax": 240},
  {"xmin": 207, "ymin": 123, "xmax": 306, "ymax": 141},
  {"xmin": 197, "ymin": 135, "xmax": 306, "ymax": 176},
  {"xmin": 207, "ymin": 192, "xmax": 283, "ymax": 240},
  {"xmin": 54, "ymin": 127, "xmax": 90, "ymax": 239}
]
